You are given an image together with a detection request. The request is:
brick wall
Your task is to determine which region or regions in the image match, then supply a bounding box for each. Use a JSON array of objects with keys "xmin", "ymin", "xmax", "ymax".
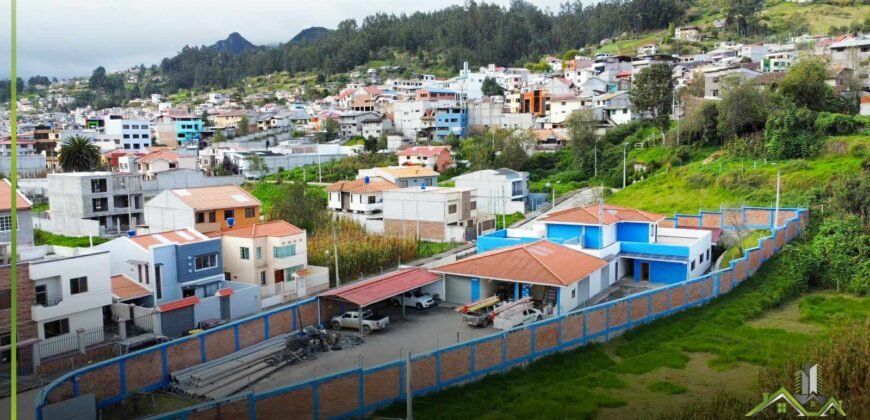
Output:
[
  {"xmin": 238, "ymin": 318, "xmax": 265, "ymax": 350},
  {"xmin": 608, "ymin": 302, "xmax": 628, "ymax": 328},
  {"xmin": 762, "ymin": 238, "xmax": 773, "ymax": 259},
  {"xmin": 384, "ymin": 219, "xmax": 445, "ymax": 241},
  {"xmin": 585, "ymin": 309, "xmax": 606, "ymax": 336},
  {"xmin": 473, "ymin": 338, "xmax": 502, "ymax": 371},
  {"xmin": 166, "ymin": 337, "xmax": 201, "ymax": 373},
  {"xmin": 411, "ymin": 356, "xmax": 437, "ymax": 391},
  {"xmin": 688, "ymin": 281, "xmax": 704, "ymax": 303},
  {"xmin": 440, "ymin": 347, "xmax": 471, "ymax": 382},
  {"xmin": 297, "ymin": 300, "xmax": 318, "ymax": 326},
  {"xmin": 189, "ymin": 399, "xmax": 249, "ymax": 420},
  {"xmin": 658, "ymin": 219, "xmax": 675, "ymax": 228},
  {"xmin": 561, "ymin": 314, "xmax": 583, "ymax": 342},
  {"xmin": 745, "ymin": 209, "xmax": 772, "ymax": 227},
  {"xmin": 676, "ymin": 215, "xmax": 700, "ymax": 227},
  {"xmin": 629, "ymin": 296, "xmax": 649, "ymax": 322},
  {"xmin": 364, "ymin": 367, "xmax": 400, "ymax": 406},
  {"xmin": 506, "ymin": 329, "xmax": 531, "ymax": 361},
  {"xmin": 255, "ymin": 388, "xmax": 314, "ymax": 420},
  {"xmin": 267, "ymin": 310, "xmax": 293, "ymax": 336},
  {"xmin": 318, "ymin": 374, "xmax": 359, "ymax": 418},
  {"xmin": 701, "ymin": 212, "xmax": 722, "ymax": 228},
  {"xmin": 125, "ymin": 348, "xmax": 163, "ymax": 391},
  {"xmin": 0, "ymin": 264, "xmax": 39, "ymax": 353},
  {"xmin": 533, "ymin": 323, "xmax": 558, "ymax": 353},
  {"xmin": 722, "ymin": 209, "xmax": 743, "ymax": 228},
  {"xmin": 205, "ymin": 328, "xmax": 235, "ymax": 361},
  {"xmin": 670, "ymin": 285, "xmax": 687, "ymax": 308},
  {"xmin": 651, "ymin": 290, "xmax": 668, "ymax": 315}
]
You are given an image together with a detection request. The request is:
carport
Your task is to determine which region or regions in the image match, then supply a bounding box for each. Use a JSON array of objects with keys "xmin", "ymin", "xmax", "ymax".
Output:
[{"xmin": 320, "ymin": 267, "xmax": 443, "ymax": 335}]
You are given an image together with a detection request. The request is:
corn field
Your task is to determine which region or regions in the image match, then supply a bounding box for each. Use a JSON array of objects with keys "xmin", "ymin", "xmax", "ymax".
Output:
[{"xmin": 307, "ymin": 218, "xmax": 419, "ymax": 286}]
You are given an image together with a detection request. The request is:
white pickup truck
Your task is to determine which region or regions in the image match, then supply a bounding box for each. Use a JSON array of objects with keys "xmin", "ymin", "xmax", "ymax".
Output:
[
  {"xmin": 330, "ymin": 310, "xmax": 389, "ymax": 335},
  {"xmin": 390, "ymin": 290, "xmax": 437, "ymax": 310}
]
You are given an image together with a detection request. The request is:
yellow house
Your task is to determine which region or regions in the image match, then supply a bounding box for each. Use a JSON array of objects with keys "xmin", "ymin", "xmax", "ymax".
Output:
[{"xmin": 144, "ymin": 184, "xmax": 261, "ymax": 234}]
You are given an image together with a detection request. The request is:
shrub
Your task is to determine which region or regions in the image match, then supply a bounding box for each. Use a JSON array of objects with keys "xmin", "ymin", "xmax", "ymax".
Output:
[
  {"xmin": 764, "ymin": 106, "xmax": 821, "ymax": 160},
  {"xmin": 815, "ymin": 112, "xmax": 857, "ymax": 135}
]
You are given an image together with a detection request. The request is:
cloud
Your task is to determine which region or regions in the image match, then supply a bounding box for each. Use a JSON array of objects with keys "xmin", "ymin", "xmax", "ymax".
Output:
[{"xmin": 0, "ymin": 0, "xmax": 568, "ymax": 79}]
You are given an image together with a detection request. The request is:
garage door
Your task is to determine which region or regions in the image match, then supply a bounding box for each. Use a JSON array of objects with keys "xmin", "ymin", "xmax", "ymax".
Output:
[
  {"xmin": 161, "ymin": 306, "xmax": 195, "ymax": 338},
  {"xmin": 444, "ymin": 275, "xmax": 471, "ymax": 304}
]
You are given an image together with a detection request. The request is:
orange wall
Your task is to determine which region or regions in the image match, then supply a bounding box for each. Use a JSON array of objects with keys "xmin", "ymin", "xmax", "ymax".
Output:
[{"xmin": 195, "ymin": 205, "xmax": 260, "ymax": 233}]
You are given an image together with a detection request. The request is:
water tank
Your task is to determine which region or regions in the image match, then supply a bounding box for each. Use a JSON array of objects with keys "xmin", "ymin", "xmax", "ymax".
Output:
[
  {"xmin": 227, "ymin": 217, "xmax": 235, "ymax": 228},
  {"xmin": 127, "ymin": 230, "xmax": 136, "ymax": 237},
  {"xmin": 364, "ymin": 176, "xmax": 370, "ymax": 184}
]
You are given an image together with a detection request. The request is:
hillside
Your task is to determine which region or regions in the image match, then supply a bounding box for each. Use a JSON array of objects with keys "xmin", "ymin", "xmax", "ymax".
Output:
[
  {"xmin": 210, "ymin": 32, "xmax": 257, "ymax": 54},
  {"xmin": 289, "ymin": 26, "xmax": 330, "ymax": 44}
]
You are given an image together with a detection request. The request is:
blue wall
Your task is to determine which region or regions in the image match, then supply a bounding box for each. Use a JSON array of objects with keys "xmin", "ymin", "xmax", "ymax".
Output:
[
  {"xmin": 633, "ymin": 259, "xmax": 687, "ymax": 284},
  {"xmin": 584, "ymin": 226, "xmax": 602, "ymax": 249},
  {"xmin": 477, "ymin": 230, "xmax": 540, "ymax": 253},
  {"xmin": 616, "ymin": 222, "xmax": 650, "ymax": 243},
  {"xmin": 546, "ymin": 224, "xmax": 582, "ymax": 244},
  {"xmin": 176, "ymin": 240, "xmax": 224, "ymax": 284},
  {"xmin": 621, "ymin": 241, "xmax": 690, "ymax": 257}
]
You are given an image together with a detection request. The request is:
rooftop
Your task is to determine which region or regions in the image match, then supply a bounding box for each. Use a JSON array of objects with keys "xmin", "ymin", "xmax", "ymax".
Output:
[
  {"xmin": 370, "ymin": 166, "xmax": 440, "ymax": 178},
  {"xmin": 325, "ymin": 176, "xmax": 399, "ymax": 194},
  {"xmin": 137, "ymin": 149, "xmax": 180, "ymax": 164},
  {"xmin": 433, "ymin": 240, "xmax": 607, "ymax": 287},
  {"xmin": 129, "ymin": 228, "xmax": 210, "ymax": 250},
  {"xmin": 320, "ymin": 267, "xmax": 440, "ymax": 307},
  {"xmin": 170, "ymin": 185, "xmax": 260, "ymax": 210},
  {"xmin": 541, "ymin": 204, "xmax": 665, "ymax": 226},
  {"xmin": 207, "ymin": 221, "xmax": 303, "ymax": 239},
  {"xmin": 396, "ymin": 145, "xmax": 451, "ymax": 157},
  {"xmin": 111, "ymin": 274, "xmax": 152, "ymax": 301},
  {"xmin": 0, "ymin": 179, "xmax": 32, "ymax": 211}
]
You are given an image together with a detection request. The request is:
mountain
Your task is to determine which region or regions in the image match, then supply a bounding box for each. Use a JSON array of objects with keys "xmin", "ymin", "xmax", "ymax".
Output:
[
  {"xmin": 210, "ymin": 32, "xmax": 257, "ymax": 55},
  {"xmin": 289, "ymin": 27, "xmax": 331, "ymax": 45}
]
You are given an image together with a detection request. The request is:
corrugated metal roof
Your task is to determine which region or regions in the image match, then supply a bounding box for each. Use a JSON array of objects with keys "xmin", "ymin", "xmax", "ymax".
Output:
[{"xmin": 320, "ymin": 267, "xmax": 440, "ymax": 307}]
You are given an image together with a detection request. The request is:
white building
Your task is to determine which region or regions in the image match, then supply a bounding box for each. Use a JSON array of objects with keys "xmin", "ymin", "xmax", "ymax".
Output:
[
  {"xmin": 357, "ymin": 166, "xmax": 439, "ymax": 188},
  {"xmin": 454, "ymin": 168, "xmax": 529, "ymax": 216},
  {"xmin": 382, "ymin": 186, "xmax": 480, "ymax": 242},
  {"xmin": 104, "ymin": 117, "xmax": 152, "ymax": 151},
  {"xmin": 326, "ymin": 176, "xmax": 399, "ymax": 214}
]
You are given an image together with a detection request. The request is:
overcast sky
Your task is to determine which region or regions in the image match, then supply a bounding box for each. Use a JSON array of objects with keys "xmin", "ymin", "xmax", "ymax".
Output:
[{"xmin": 0, "ymin": 0, "xmax": 570, "ymax": 79}]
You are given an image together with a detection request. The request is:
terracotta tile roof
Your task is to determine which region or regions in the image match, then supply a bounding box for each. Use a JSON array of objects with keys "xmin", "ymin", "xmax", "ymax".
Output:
[
  {"xmin": 396, "ymin": 145, "xmax": 451, "ymax": 157},
  {"xmin": 137, "ymin": 149, "xmax": 179, "ymax": 164},
  {"xmin": 532, "ymin": 129, "xmax": 569, "ymax": 142},
  {"xmin": 170, "ymin": 185, "xmax": 260, "ymax": 211},
  {"xmin": 433, "ymin": 240, "xmax": 607, "ymax": 287},
  {"xmin": 862, "ymin": 96, "xmax": 870, "ymax": 104},
  {"xmin": 325, "ymin": 177, "xmax": 399, "ymax": 193},
  {"xmin": 375, "ymin": 166, "xmax": 439, "ymax": 178},
  {"xmin": 0, "ymin": 179, "xmax": 32, "ymax": 211},
  {"xmin": 208, "ymin": 221, "xmax": 303, "ymax": 239},
  {"xmin": 540, "ymin": 204, "xmax": 665, "ymax": 225},
  {"xmin": 129, "ymin": 228, "xmax": 210, "ymax": 250},
  {"xmin": 320, "ymin": 267, "xmax": 440, "ymax": 307},
  {"xmin": 111, "ymin": 274, "xmax": 152, "ymax": 301},
  {"xmin": 158, "ymin": 296, "xmax": 200, "ymax": 312}
]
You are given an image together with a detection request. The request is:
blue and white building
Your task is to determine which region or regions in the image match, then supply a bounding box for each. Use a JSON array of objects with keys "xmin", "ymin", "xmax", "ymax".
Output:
[
  {"xmin": 477, "ymin": 204, "xmax": 713, "ymax": 286},
  {"xmin": 96, "ymin": 228, "xmax": 260, "ymax": 337},
  {"xmin": 434, "ymin": 106, "xmax": 468, "ymax": 141}
]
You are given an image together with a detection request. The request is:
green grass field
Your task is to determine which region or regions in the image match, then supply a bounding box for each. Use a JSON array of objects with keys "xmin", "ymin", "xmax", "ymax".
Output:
[
  {"xmin": 719, "ymin": 229, "xmax": 770, "ymax": 269},
  {"xmin": 34, "ymin": 229, "xmax": 110, "ymax": 247},
  {"xmin": 761, "ymin": 1, "xmax": 870, "ymax": 35},
  {"xmin": 609, "ymin": 135, "xmax": 866, "ymax": 214}
]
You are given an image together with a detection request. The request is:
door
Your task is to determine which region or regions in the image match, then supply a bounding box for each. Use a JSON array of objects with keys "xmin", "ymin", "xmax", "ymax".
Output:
[
  {"xmin": 470, "ymin": 278, "xmax": 481, "ymax": 301},
  {"xmin": 274, "ymin": 269, "xmax": 284, "ymax": 283},
  {"xmin": 341, "ymin": 192, "xmax": 350, "ymax": 211},
  {"xmin": 161, "ymin": 306, "xmax": 195, "ymax": 338},
  {"xmin": 219, "ymin": 296, "xmax": 230, "ymax": 320},
  {"xmin": 641, "ymin": 263, "xmax": 650, "ymax": 282}
]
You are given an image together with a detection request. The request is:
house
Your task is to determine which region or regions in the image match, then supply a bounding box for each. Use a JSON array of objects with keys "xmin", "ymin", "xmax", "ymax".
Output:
[
  {"xmin": 453, "ymin": 168, "xmax": 529, "ymax": 215},
  {"xmin": 830, "ymin": 38, "xmax": 870, "ymax": 89},
  {"xmin": 434, "ymin": 107, "xmax": 468, "ymax": 141},
  {"xmin": 19, "ymin": 246, "xmax": 113, "ymax": 358},
  {"xmin": 46, "ymin": 172, "xmax": 144, "ymax": 237},
  {"xmin": 212, "ymin": 110, "xmax": 249, "ymax": 129},
  {"xmin": 480, "ymin": 204, "xmax": 713, "ymax": 286},
  {"xmin": 592, "ymin": 91, "xmax": 634, "ymax": 125},
  {"xmin": 382, "ymin": 185, "xmax": 482, "ymax": 242},
  {"xmin": 326, "ymin": 176, "xmax": 399, "ymax": 214},
  {"xmin": 545, "ymin": 56, "xmax": 563, "ymax": 72},
  {"xmin": 396, "ymin": 146, "xmax": 453, "ymax": 172},
  {"xmin": 144, "ymin": 185, "xmax": 261, "ymax": 234},
  {"xmin": 153, "ymin": 112, "xmax": 203, "ymax": 147},
  {"xmin": 703, "ymin": 66, "xmax": 761, "ymax": 99},
  {"xmin": 131, "ymin": 149, "xmax": 197, "ymax": 179},
  {"xmin": 208, "ymin": 221, "xmax": 329, "ymax": 308},
  {"xmin": 416, "ymin": 88, "xmax": 460, "ymax": 102},
  {"xmin": 674, "ymin": 26, "xmax": 700, "ymax": 42},
  {"xmin": 432, "ymin": 240, "xmax": 608, "ymax": 315},
  {"xmin": 103, "ymin": 116, "xmax": 152, "ymax": 151},
  {"xmin": 1, "ymin": 264, "xmax": 40, "ymax": 372},
  {"xmin": 532, "ymin": 129, "xmax": 569, "ymax": 151},
  {"xmin": 761, "ymin": 47, "xmax": 797, "ymax": 73},
  {"xmin": 548, "ymin": 94, "xmax": 589, "ymax": 126},
  {"xmin": 520, "ymin": 89, "xmax": 547, "ymax": 117},
  {"xmin": 637, "ymin": 43, "xmax": 658, "ymax": 56},
  {"xmin": 95, "ymin": 229, "xmax": 260, "ymax": 337},
  {"xmin": 0, "ymin": 179, "xmax": 34, "ymax": 261},
  {"xmin": 357, "ymin": 166, "xmax": 439, "ymax": 188}
]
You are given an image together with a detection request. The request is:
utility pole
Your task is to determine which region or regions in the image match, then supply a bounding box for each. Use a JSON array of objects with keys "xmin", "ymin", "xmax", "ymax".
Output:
[
  {"xmin": 332, "ymin": 220, "xmax": 340, "ymax": 287},
  {"xmin": 623, "ymin": 143, "xmax": 628, "ymax": 189}
]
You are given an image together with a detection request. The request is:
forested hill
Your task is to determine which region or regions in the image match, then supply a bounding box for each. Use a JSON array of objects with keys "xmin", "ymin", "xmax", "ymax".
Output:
[{"xmin": 156, "ymin": 0, "xmax": 685, "ymax": 92}]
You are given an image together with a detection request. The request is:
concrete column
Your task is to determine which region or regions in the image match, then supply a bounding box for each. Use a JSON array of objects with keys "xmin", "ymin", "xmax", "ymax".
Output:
[
  {"xmin": 32, "ymin": 342, "xmax": 41, "ymax": 370},
  {"xmin": 118, "ymin": 319, "xmax": 128, "ymax": 340},
  {"xmin": 76, "ymin": 328, "xmax": 86, "ymax": 354}
]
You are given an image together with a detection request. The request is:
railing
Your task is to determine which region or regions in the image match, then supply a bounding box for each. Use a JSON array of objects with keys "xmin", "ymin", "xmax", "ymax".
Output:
[{"xmin": 33, "ymin": 294, "xmax": 64, "ymax": 307}]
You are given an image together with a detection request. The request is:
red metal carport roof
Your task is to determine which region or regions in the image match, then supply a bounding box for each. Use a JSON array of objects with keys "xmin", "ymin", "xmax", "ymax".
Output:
[
  {"xmin": 319, "ymin": 267, "xmax": 440, "ymax": 307},
  {"xmin": 158, "ymin": 296, "xmax": 200, "ymax": 312}
]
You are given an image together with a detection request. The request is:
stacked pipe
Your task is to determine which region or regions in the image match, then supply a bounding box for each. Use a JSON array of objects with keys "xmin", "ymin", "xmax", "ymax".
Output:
[{"xmin": 169, "ymin": 334, "xmax": 292, "ymax": 400}]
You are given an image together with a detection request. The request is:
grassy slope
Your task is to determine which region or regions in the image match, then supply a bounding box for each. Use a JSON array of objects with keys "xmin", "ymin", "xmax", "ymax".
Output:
[
  {"xmin": 761, "ymin": 1, "xmax": 870, "ymax": 35},
  {"xmin": 719, "ymin": 229, "xmax": 770, "ymax": 269},
  {"xmin": 608, "ymin": 135, "xmax": 866, "ymax": 214},
  {"xmin": 34, "ymin": 229, "xmax": 110, "ymax": 247}
]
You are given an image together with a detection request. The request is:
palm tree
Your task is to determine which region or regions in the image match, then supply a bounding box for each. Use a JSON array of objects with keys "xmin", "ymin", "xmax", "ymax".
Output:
[{"xmin": 58, "ymin": 135, "xmax": 101, "ymax": 172}]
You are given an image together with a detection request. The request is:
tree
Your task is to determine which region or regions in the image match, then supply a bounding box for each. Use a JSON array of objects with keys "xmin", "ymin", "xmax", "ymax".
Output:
[
  {"xmin": 630, "ymin": 63, "xmax": 674, "ymax": 134},
  {"xmin": 764, "ymin": 103, "xmax": 819, "ymax": 160},
  {"xmin": 481, "ymin": 77, "xmax": 505, "ymax": 97},
  {"xmin": 88, "ymin": 66, "xmax": 107, "ymax": 90},
  {"xmin": 267, "ymin": 182, "xmax": 332, "ymax": 234},
  {"xmin": 58, "ymin": 136, "xmax": 102, "ymax": 172},
  {"xmin": 237, "ymin": 115, "xmax": 250, "ymax": 136},
  {"xmin": 717, "ymin": 75, "xmax": 770, "ymax": 139},
  {"xmin": 244, "ymin": 153, "xmax": 270, "ymax": 180},
  {"xmin": 377, "ymin": 133, "xmax": 388, "ymax": 151},
  {"xmin": 779, "ymin": 57, "xmax": 832, "ymax": 112},
  {"xmin": 321, "ymin": 118, "xmax": 339, "ymax": 142},
  {"xmin": 565, "ymin": 109, "xmax": 598, "ymax": 175},
  {"xmin": 495, "ymin": 132, "xmax": 532, "ymax": 171},
  {"xmin": 363, "ymin": 136, "xmax": 378, "ymax": 153},
  {"xmin": 460, "ymin": 138, "xmax": 495, "ymax": 171}
]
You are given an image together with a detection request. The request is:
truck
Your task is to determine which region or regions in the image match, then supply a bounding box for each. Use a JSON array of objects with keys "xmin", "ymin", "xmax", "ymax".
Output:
[
  {"xmin": 390, "ymin": 290, "xmax": 437, "ymax": 310},
  {"xmin": 489, "ymin": 297, "xmax": 542, "ymax": 330},
  {"xmin": 330, "ymin": 310, "xmax": 389, "ymax": 335},
  {"xmin": 457, "ymin": 296, "xmax": 501, "ymax": 327}
]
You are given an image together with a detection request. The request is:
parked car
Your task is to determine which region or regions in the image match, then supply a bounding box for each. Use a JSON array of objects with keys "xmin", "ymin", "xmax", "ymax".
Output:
[
  {"xmin": 390, "ymin": 290, "xmax": 437, "ymax": 310},
  {"xmin": 330, "ymin": 310, "xmax": 390, "ymax": 335}
]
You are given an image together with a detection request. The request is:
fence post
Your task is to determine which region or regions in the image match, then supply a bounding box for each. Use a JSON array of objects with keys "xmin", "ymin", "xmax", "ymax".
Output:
[
  {"xmin": 118, "ymin": 320, "xmax": 128, "ymax": 340},
  {"xmin": 76, "ymin": 329, "xmax": 86, "ymax": 354},
  {"xmin": 32, "ymin": 341, "xmax": 41, "ymax": 371}
]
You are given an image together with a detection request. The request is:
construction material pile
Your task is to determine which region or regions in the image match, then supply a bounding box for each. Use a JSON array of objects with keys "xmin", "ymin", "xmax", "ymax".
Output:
[{"xmin": 169, "ymin": 327, "xmax": 349, "ymax": 400}]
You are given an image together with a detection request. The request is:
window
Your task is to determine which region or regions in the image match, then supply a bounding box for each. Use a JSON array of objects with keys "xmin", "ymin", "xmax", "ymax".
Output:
[
  {"xmin": 273, "ymin": 244, "xmax": 296, "ymax": 258},
  {"xmin": 44, "ymin": 319, "xmax": 70, "ymax": 338},
  {"xmin": 90, "ymin": 178, "xmax": 107, "ymax": 193},
  {"xmin": 0, "ymin": 289, "xmax": 10, "ymax": 310},
  {"xmin": 194, "ymin": 254, "xmax": 218, "ymax": 271},
  {"xmin": 691, "ymin": 261, "xmax": 696, "ymax": 270},
  {"xmin": 470, "ymin": 201, "xmax": 477, "ymax": 210},
  {"xmin": 182, "ymin": 287, "xmax": 195, "ymax": 298},
  {"xmin": 368, "ymin": 195, "xmax": 376, "ymax": 204},
  {"xmin": 69, "ymin": 277, "xmax": 88, "ymax": 294},
  {"xmin": 256, "ymin": 247, "xmax": 262, "ymax": 259},
  {"xmin": 707, "ymin": 249, "xmax": 711, "ymax": 260},
  {"xmin": 155, "ymin": 265, "xmax": 162, "ymax": 300},
  {"xmin": 712, "ymin": 89, "xmax": 719, "ymax": 97},
  {"xmin": 132, "ymin": 134, "xmax": 140, "ymax": 139},
  {"xmin": 209, "ymin": 211, "xmax": 216, "ymax": 223},
  {"xmin": 245, "ymin": 207, "xmax": 255, "ymax": 218},
  {"xmin": 92, "ymin": 198, "xmax": 108, "ymax": 212},
  {"xmin": 240, "ymin": 247, "xmax": 250, "ymax": 260},
  {"xmin": 196, "ymin": 212, "xmax": 205, "ymax": 223},
  {"xmin": 571, "ymin": 289, "xmax": 576, "ymax": 299},
  {"xmin": 123, "ymin": 134, "xmax": 130, "ymax": 139},
  {"xmin": 123, "ymin": 125, "xmax": 130, "ymax": 129},
  {"xmin": 448, "ymin": 204, "xmax": 457, "ymax": 214},
  {"xmin": 224, "ymin": 210, "xmax": 234, "ymax": 220},
  {"xmin": 699, "ymin": 253, "xmax": 704, "ymax": 263},
  {"xmin": 260, "ymin": 271, "xmax": 266, "ymax": 286},
  {"xmin": 34, "ymin": 285, "xmax": 47, "ymax": 306},
  {"xmin": 0, "ymin": 332, "xmax": 10, "ymax": 363},
  {"xmin": 0, "ymin": 216, "xmax": 12, "ymax": 232}
]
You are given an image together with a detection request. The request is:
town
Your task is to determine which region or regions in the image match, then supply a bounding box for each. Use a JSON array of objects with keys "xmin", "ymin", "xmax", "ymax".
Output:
[{"xmin": 1, "ymin": 1, "xmax": 868, "ymax": 419}]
